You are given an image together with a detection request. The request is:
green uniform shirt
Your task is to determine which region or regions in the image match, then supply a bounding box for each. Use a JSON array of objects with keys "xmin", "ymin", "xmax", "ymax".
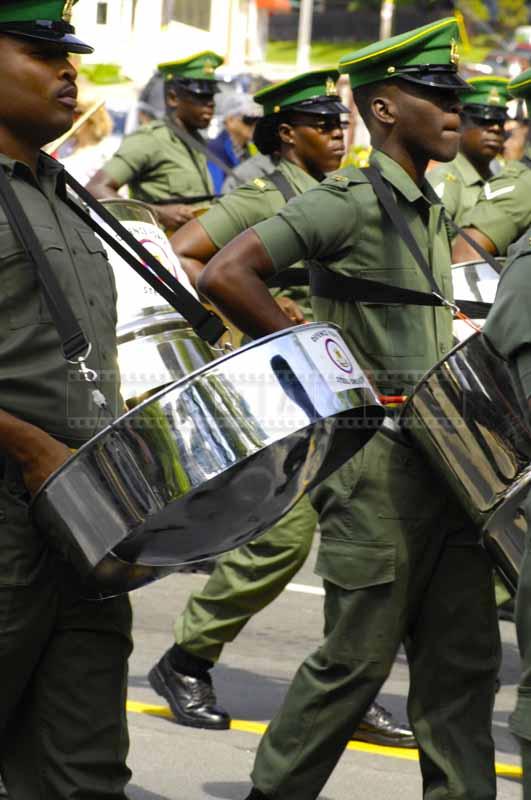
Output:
[
  {"xmin": 0, "ymin": 153, "xmax": 121, "ymax": 585},
  {"xmin": 199, "ymin": 158, "xmax": 316, "ymax": 318},
  {"xmin": 252, "ymin": 149, "xmax": 454, "ymax": 395},
  {"xmin": 102, "ymin": 118, "xmax": 213, "ymax": 203},
  {"xmin": 460, "ymin": 148, "xmax": 531, "ymax": 255},
  {"xmin": 0, "ymin": 153, "xmax": 121, "ymax": 444},
  {"xmin": 427, "ymin": 152, "xmax": 488, "ymax": 226},
  {"xmin": 483, "ymin": 231, "xmax": 531, "ymax": 408}
]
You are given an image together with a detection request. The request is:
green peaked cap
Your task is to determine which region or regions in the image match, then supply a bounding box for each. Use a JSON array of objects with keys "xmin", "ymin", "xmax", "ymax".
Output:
[
  {"xmin": 509, "ymin": 67, "xmax": 531, "ymax": 100},
  {"xmin": 254, "ymin": 69, "xmax": 347, "ymax": 116},
  {"xmin": 0, "ymin": 1, "xmax": 77, "ymax": 22},
  {"xmin": 0, "ymin": 1, "xmax": 93, "ymax": 54},
  {"xmin": 460, "ymin": 76, "xmax": 509, "ymax": 120},
  {"xmin": 158, "ymin": 51, "xmax": 223, "ymax": 82},
  {"xmin": 339, "ymin": 17, "xmax": 468, "ymax": 92}
]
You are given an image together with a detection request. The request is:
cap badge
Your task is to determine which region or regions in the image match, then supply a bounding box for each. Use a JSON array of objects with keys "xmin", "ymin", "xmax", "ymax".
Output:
[
  {"xmin": 325, "ymin": 77, "xmax": 336, "ymax": 96},
  {"xmin": 62, "ymin": 0, "xmax": 74, "ymax": 22},
  {"xmin": 274, "ymin": 104, "xmax": 281, "ymax": 113},
  {"xmin": 203, "ymin": 58, "xmax": 215, "ymax": 76},
  {"xmin": 450, "ymin": 39, "xmax": 459, "ymax": 66},
  {"xmin": 488, "ymin": 87, "xmax": 501, "ymax": 105}
]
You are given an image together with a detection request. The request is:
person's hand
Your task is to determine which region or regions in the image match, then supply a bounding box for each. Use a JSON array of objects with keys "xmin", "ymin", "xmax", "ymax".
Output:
[
  {"xmin": 152, "ymin": 203, "xmax": 195, "ymax": 230},
  {"xmin": 275, "ymin": 296, "xmax": 306, "ymax": 325},
  {"xmin": 21, "ymin": 434, "xmax": 72, "ymax": 496}
]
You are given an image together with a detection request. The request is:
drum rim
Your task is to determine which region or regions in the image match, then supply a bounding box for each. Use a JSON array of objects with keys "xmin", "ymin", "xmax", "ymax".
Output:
[
  {"xmin": 100, "ymin": 198, "xmax": 155, "ymax": 212},
  {"xmin": 452, "ymin": 257, "xmax": 505, "ymax": 271}
]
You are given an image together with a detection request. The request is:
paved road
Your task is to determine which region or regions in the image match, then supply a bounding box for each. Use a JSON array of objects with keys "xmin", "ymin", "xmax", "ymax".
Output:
[{"xmin": 126, "ymin": 543, "xmax": 522, "ymax": 800}]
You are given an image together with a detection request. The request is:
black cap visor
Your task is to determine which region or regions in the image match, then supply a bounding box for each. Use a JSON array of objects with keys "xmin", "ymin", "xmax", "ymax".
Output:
[
  {"xmin": 174, "ymin": 78, "xmax": 219, "ymax": 97},
  {"xmin": 393, "ymin": 65, "xmax": 470, "ymax": 92},
  {"xmin": 288, "ymin": 95, "xmax": 350, "ymax": 115},
  {"xmin": 0, "ymin": 21, "xmax": 94, "ymax": 54},
  {"xmin": 461, "ymin": 103, "xmax": 508, "ymax": 124}
]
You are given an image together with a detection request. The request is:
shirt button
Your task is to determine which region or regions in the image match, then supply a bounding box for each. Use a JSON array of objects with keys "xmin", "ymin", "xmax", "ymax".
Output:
[
  {"xmin": 89, "ymin": 298, "xmax": 95, "ymax": 307},
  {"xmin": 440, "ymin": 344, "xmax": 447, "ymax": 353},
  {"xmin": 71, "ymin": 247, "xmax": 78, "ymax": 255}
]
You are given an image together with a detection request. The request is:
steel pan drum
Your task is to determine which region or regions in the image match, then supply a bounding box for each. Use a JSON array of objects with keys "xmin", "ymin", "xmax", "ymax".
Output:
[
  {"xmin": 452, "ymin": 259, "xmax": 502, "ymax": 342},
  {"xmin": 400, "ymin": 331, "xmax": 531, "ymax": 592},
  {"xmin": 99, "ymin": 199, "xmax": 216, "ymax": 403},
  {"xmin": 32, "ymin": 323, "xmax": 384, "ymax": 598}
]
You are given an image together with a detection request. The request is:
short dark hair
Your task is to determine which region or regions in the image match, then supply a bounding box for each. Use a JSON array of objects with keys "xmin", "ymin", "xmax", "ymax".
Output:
[
  {"xmin": 352, "ymin": 81, "xmax": 387, "ymax": 129},
  {"xmin": 253, "ymin": 112, "xmax": 291, "ymax": 155}
]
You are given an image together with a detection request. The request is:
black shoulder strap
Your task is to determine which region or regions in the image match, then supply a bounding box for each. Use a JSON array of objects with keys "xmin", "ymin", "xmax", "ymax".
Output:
[
  {"xmin": 0, "ymin": 169, "xmax": 89, "ymax": 361},
  {"xmin": 267, "ymin": 165, "xmax": 492, "ymax": 318},
  {"xmin": 362, "ymin": 165, "xmax": 446, "ymax": 301},
  {"xmin": 63, "ymin": 170, "xmax": 226, "ymax": 345},
  {"xmin": 521, "ymin": 154, "xmax": 531, "ymax": 169},
  {"xmin": 165, "ymin": 116, "xmax": 244, "ymax": 186},
  {"xmin": 266, "ymin": 170, "xmax": 297, "ymax": 202}
]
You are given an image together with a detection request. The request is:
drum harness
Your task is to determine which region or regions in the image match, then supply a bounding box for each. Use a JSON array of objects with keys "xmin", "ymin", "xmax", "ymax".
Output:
[
  {"xmin": 267, "ymin": 166, "xmax": 501, "ymax": 415},
  {"xmin": 0, "ymin": 164, "xmax": 227, "ymax": 415}
]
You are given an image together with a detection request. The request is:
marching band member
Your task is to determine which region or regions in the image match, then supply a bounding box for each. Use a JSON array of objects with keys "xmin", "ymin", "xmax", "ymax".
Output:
[
  {"xmin": 0, "ymin": 3, "xmax": 132, "ymax": 797},
  {"xmin": 87, "ymin": 51, "xmax": 223, "ymax": 230},
  {"xmin": 196, "ymin": 19, "xmax": 500, "ymax": 800}
]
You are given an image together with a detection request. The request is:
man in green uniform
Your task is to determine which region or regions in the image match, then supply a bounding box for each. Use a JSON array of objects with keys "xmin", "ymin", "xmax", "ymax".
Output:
[
  {"xmin": 196, "ymin": 18, "xmax": 500, "ymax": 800},
  {"xmin": 453, "ymin": 67, "xmax": 531, "ymax": 261},
  {"xmin": 148, "ymin": 70, "xmax": 414, "ymax": 748},
  {"xmin": 0, "ymin": 3, "xmax": 132, "ymax": 798},
  {"xmin": 86, "ymin": 50, "xmax": 223, "ymax": 230},
  {"xmin": 428, "ymin": 75, "xmax": 508, "ymax": 224},
  {"xmin": 483, "ymin": 241, "xmax": 531, "ymax": 798}
]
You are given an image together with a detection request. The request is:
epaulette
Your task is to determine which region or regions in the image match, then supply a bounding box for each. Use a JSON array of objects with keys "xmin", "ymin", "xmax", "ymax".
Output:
[
  {"xmin": 330, "ymin": 174, "xmax": 349, "ymax": 184},
  {"xmin": 252, "ymin": 177, "xmax": 269, "ymax": 191}
]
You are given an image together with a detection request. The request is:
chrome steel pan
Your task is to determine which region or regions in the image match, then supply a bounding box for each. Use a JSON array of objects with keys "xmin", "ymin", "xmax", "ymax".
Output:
[
  {"xmin": 400, "ymin": 331, "xmax": 531, "ymax": 592},
  {"xmin": 452, "ymin": 259, "xmax": 502, "ymax": 343},
  {"xmin": 117, "ymin": 312, "xmax": 216, "ymax": 404},
  {"xmin": 32, "ymin": 323, "xmax": 384, "ymax": 598}
]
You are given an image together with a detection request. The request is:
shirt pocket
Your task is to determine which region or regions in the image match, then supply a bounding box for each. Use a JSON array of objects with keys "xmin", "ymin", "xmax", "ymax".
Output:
[
  {"xmin": 0, "ymin": 225, "xmax": 64, "ymax": 329},
  {"xmin": 356, "ymin": 267, "xmax": 428, "ymax": 357},
  {"xmin": 73, "ymin": 228, "xmax": 118, "ymax": 322}
]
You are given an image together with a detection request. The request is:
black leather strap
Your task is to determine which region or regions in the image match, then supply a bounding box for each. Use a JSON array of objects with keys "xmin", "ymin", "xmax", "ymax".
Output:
[
  {"xmin": 165, "ymin": 115, "xmax": 244, "ymax": 186},
  {"xmin": 267, "ymin": 166, "xmax": 493, "ymax": 318},
  {"xmin": 0, "ymin": 169, "xmax": 90, "ymax": 361},
  {"xmin": 63, "ymin": 171, "xmax": 226, "ymax": 345},
  {"xmin": 363, "ymin": 165, "xmax": 446, "ymax": 301},
  {"xmin": 266, "ymin": 170, "xmax": 297, "ymax": 202}
]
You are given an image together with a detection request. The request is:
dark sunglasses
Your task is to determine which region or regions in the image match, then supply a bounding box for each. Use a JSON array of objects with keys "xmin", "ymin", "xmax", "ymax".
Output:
[
  {"xmin": 292, "ymin": 118, "xmax": 349, "ymax": 133},
  {"xmin": 460, "ymin": 112, "xmax": 507, "ymax": 128},
  {"xmin": 242, "ymin": 115, "xmax": 261, "ymax": 126}
]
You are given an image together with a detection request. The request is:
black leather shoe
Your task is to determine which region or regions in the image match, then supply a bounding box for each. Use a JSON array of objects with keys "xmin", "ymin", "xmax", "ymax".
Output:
[
  {"xmin": 148, "ymin": 651, "xmax": 230, "ymax": 730},
  {"xmin": 243, "ymin": 790, "xmax": 269, "ymax": 800},
  {"xmin": 352, "ymin": 701, "xmax": 416, "ymax": 748}
]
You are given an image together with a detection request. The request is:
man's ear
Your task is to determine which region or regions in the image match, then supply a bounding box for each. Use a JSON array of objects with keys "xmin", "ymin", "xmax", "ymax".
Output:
[
  {"xmin": 166, "ymin": 87, "xmax": 179, "ymax": 110},
  {"xmin": 371, "ymin": 94, "xmax": 397, "ymax": 127},
  {"xmin": 278, "ymin": 121, "xmax": 295, "ymax": 146}
]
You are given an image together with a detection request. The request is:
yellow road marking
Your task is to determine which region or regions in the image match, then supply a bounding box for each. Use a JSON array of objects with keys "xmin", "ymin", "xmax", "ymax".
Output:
[{"xmin": 126, "ymin": 700, "xmax": 522, "ymax": 779}]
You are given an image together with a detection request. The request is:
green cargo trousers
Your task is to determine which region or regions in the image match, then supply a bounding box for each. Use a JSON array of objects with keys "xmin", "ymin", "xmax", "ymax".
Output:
[
  {"xmin": 509, "ymin": 495, "xmax": 531, "ymax": 799},
  {"xmin": 251, "ymin": 431, "xmax": 500, "ymax": 800},
  {"xmin": 0, "ymin": 551, "xmax": 133, "ymax": 800},
  {"xmin": 174, "ymin": 494, "xmax": 318, "ymax": 662}
]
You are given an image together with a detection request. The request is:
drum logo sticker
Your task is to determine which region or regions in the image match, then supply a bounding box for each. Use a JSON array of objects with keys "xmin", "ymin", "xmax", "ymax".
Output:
[
  {"xmin": 296, "ymin": 327, "xmax": 370, "ymax": 394},
  {"xmin": 325, "ymin": 337, "xmax": 353, "ymax": 374}
]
